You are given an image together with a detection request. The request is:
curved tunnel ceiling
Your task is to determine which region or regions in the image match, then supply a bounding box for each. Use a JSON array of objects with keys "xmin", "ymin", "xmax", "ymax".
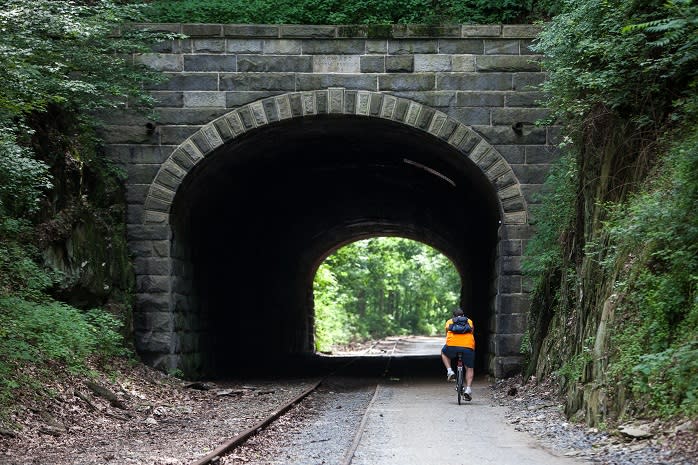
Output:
[{"xmin": 170, "ymin": 115, "xmax": 501, "ymax": 373}]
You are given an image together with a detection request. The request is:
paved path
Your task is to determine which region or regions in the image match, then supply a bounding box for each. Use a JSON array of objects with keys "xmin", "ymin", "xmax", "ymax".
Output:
[
  {"xmin": 392, "ymin": 335, "xmax": 444, "ymax": 356},
  {"xmin": 351, "ymin": 378, "xmax": 586, "ymax": 465}
]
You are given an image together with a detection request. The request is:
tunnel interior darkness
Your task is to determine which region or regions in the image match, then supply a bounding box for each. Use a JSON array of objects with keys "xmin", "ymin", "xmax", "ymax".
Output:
[{"xmin": 170, "ymin": 115, "xmax": 501, "ymax": 375}]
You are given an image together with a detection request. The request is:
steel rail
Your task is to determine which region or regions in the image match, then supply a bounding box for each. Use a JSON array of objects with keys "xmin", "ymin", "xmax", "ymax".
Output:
[
  {"xmin": 190, "ymin": 379, "xmax": 322, "ymax": 465},
  {"xmin": 341, "ymin": 382, "xmax": 381, "ymax": 465},
  {"xmin": 342, "ymin": 337, "xmax": 401, "ymax": 465},
  {"xmin": 190, "ymin": 338, "xmax": 400, "ymax": 465}
]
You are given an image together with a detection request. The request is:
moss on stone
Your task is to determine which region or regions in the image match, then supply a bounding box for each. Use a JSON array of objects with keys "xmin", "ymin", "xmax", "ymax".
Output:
[{"xmin": 366, "ymin": 24, "xmax": 392, "ymax": 39}]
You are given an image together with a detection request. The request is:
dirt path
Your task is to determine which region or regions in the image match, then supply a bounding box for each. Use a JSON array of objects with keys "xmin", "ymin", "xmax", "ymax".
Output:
[{"xmin": 0, "ymin": 363, "xmax": 319, "ymax": 465}]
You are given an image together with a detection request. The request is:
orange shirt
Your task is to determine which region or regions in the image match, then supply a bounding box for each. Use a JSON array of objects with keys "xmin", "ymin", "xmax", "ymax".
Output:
[{"xmin": 445, "ymin": 318, "xmax": 475, "ymax": 349}]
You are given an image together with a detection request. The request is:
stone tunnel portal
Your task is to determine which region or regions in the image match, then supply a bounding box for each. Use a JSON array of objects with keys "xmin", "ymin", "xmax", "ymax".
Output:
[{"xmin": 170, "ymin": 115, "xmax": 501, "ymax": 375}]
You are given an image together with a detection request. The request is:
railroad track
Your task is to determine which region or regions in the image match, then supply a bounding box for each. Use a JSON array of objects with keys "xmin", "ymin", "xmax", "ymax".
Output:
[{"xmin": 190, "ymin": 338, "xmax": 403, "ymax": 465}]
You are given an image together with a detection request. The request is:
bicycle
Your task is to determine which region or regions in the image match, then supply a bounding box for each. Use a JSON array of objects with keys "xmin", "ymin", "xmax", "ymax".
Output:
[{"xmin": 454, "ymin": 352, "xmax": 465, "ymax": 405}]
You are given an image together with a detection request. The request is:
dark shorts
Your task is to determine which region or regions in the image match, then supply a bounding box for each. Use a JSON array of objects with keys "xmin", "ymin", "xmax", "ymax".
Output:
[{"xmin": 442, "ymin": 345, "xmax": 475, "ymax": 368}]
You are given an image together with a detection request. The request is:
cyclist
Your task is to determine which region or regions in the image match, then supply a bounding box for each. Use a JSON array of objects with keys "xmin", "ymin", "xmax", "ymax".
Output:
[{"xmin": 441, "ymin": 308, "xmax": 475, "ymax": 401}]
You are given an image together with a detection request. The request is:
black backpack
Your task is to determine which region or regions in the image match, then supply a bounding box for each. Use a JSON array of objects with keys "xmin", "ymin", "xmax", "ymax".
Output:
[{"xmin": 449, "ymin": 316, "xmax": 472, "ymax": 334}]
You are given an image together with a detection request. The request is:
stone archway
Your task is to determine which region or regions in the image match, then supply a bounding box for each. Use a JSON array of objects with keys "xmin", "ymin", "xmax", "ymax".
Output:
[
  {"xmin": 142, "ymin": 89, "xmax": 527, "ymax": 226},
  {"xmin": 133, "ymin": 89, "xmax": 529, "ymax": 378}
]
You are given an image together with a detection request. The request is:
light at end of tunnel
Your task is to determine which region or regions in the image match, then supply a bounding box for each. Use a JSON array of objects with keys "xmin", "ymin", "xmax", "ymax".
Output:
[{"xmin": 403, "ymin": 158, "xmax": 456, "ymax": 187}]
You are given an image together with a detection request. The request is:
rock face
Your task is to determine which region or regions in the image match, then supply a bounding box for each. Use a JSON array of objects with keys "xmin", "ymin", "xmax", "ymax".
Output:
[
  {"xmin": 30, "ymin": 112, "xmax": 135, "ymax": 322},
  {"xmin": 41, "ymin": 202, "xmax": 133, "ymax": 309},
  {"xmin": 525, "ymin": 108, "xmax": 666, "ymax": 425}
]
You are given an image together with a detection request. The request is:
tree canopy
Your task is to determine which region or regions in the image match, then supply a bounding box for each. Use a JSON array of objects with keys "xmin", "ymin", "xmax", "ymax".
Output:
[
  {"xmin": 313, "ymin": 237, "xmax": 461, "ymax": 352},
  {"xmin": 144, "ymin": 0, "xmax": 561, "ymax": 25},
  {"xmin": 0, "ymin": 0, "xmax": 171, "ymax": 411}
]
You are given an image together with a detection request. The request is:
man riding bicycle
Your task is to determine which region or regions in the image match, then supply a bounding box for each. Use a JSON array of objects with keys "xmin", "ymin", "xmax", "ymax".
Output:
[{"xmin": 441, "ymin": 308, "xmax": 475, "ymax": 401}]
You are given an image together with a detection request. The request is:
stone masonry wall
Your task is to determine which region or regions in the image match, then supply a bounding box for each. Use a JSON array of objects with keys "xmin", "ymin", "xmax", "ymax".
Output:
[{"xmin": 104, "ymin": 23, "xmax": 558, "ymax": 377}]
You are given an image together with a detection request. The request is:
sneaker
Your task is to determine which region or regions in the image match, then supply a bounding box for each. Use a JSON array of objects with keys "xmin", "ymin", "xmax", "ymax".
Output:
[
  {"xmin": 463, "ymin": 389, "xmax": 472, "ymax": 401},
  {"xmin": 446, "ymin": 370, "xmax": 454, "ymax": 381}
]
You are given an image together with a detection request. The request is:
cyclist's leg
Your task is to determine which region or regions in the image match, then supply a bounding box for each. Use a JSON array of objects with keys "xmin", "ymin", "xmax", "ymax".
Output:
[
  {"xmin": 462, "ymin": 349, "xmax": 475, "ymax": 400},
  {"xmin": 441, "ymin": 345, "xmax": 455, "ymax": 380},
  {"xmin": 465, "ymin": 367, "xmax": 474, "ymax": 389},
  {"xmin": 440, "ymin": 347, "xmax": 452, "ymax": 370}
]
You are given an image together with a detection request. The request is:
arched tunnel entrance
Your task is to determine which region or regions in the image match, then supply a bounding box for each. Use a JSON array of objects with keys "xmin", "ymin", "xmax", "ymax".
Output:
[
  {"xmin": 312, "ymin": 235, "xmax": 463, "ymax": 352},
  {"xmin": 169, "ymin": 114, "xmax": 501, "ymax": 376}
]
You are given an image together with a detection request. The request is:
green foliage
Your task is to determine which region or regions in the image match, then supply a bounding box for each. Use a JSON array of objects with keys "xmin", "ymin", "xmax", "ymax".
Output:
[
  {"xmin": 0, "ymin": 298, "xmax": 125, "ymax": 366},
  {"xmin": 557, "ymin": 336, "xmax": 595, "ymax": 382},
  {"xmin": 145, "ymin": 0, "xmax": 560, "ymax": 25},
  {"xmin": 447, "ymin": 0, "xmax": 556, "ymax": 23},
  {"xmin": 0, "ymin": 219, "xmax": 53, "ymax": 298},
  {"xmin": 0, "ymin": 134, "xmax": 52, "ymax": 217},
  {"xmin": 622, "ymin": 0, "xmax": 698, "ymax": 68},
  {"xmin": 633, "ymin": 343, "xmax": 698, "ymax": 417},
  {"xmin": 0, "ymin": 1, "xmax": 165, "ymax": 300},
  {"xmin": 527, "ymin": 0, "xmax": 698, "ymax": 422},
  {"xmin": 603, "ymin": 130, "xmax": 698, "ymax": 417},
  {"xmin": 0, "ymin": 1, "xmax": 162, "ymax": 413},
  {"xmin": 83, "ymin": 308, "xmax": 130, "ymax": 358},
  {"xmin": 0, "ymin": 296, "xmax": 128, "ymax": 405},
  {"xmin": 0, "ymin": 0, "xmax": 173, "ymax": 222},
  {"xmin": 167, "ymin": 367, "xmax": 185, "ymax": 379},
  {"xmin": 0, "ymin": 0, "xmax": 167, "ymax": 126},
  {"xmin": 0, "ymin": 214, "xmax": 131, "ymax": 409},
  {"xmin": 313, "ymin": 266, "xmax": 352, "ymax": 352},
  {"xmin": 533, "ymin": 0, "xmax": 698, "ymax": 125},
  {"xmin": 313, "ymin": 237, "xmax": 460, "ymax": 351}
]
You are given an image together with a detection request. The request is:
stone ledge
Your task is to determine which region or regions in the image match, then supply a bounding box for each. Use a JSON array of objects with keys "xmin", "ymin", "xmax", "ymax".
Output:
[
  {"xmin": 502, "ymin": 24, "xmax": 543, "ymax": 38},
  {"xmin": 120, "ymin": 23, "xmax": 542, "ymax": 39}
]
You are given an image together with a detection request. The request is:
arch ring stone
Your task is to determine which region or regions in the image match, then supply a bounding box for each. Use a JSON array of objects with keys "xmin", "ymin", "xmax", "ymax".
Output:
[{"xmin": 142, "ymin": 88, "xmax": 528, "ymax": 227}]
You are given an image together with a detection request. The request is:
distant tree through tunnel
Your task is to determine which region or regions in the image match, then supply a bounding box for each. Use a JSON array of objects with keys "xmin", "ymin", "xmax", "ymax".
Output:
[{"xmin": 312, "ymin": 237, "xmax": 462, "ymax": 354}]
